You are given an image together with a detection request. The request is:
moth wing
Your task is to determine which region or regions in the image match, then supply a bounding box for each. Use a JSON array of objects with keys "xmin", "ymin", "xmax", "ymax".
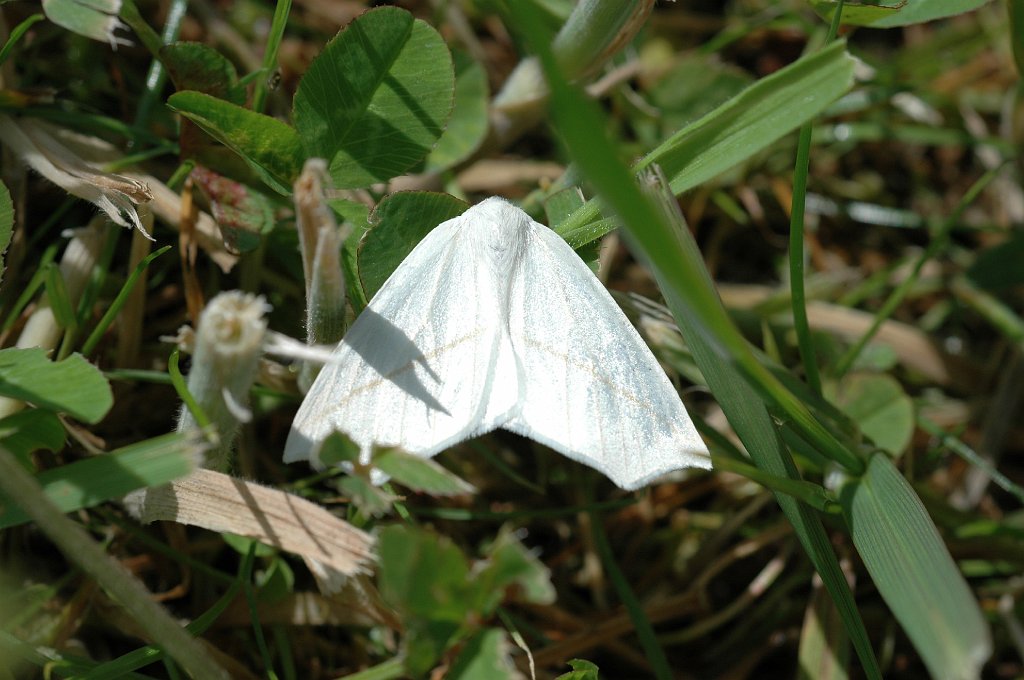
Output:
[
  {"xmin": 285, "ymin": 214, "xmax": 510, "ymax": 465},
  {"xmin": 503, "ymin": 221, "xmax": 711, "ymax": 490}
]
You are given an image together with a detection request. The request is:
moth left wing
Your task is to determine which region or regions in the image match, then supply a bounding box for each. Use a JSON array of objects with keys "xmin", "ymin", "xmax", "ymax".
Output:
[{"xmin": 285, "ymin": 214, "xmax": 515, "ymax": 466}]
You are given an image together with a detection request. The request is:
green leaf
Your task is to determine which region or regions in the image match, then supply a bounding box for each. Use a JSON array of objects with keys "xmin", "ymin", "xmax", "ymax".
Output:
[
  {"xmin": 222, "ymin": 533, "xmax": 277, "ymax": 557},
  {"xmin": 160, "ymin": 42, "xmax": 245, "ymax": 104},
  {"xmin": 190, "ymin": 166, "xmax": 274, "ymax": 252},
  {"xmin": 0, "ymin": 433, "xmax": 198, "ymax": 529},
  {"xmin": 869, "ymin": 0, "xmax": 991, "ymax": 27},
  {"xmin": 1011, "ymin": 2, "xmax": 1024, "ymax": 78},
  {"xmin": 0, "ymin": 410, "xmax": 66, "ymax": 465},
  {"xmin": 648, "ymin": 53, "xmax": 752, "ymax": 137},
  {"xmin": 544, "ymin": 187, "xmax": 600, "ymax": 269},
  {"xmin": 373, "ymin": 448, "xmax": 476, "ymax": 497},
  {"xmin": 167, "ymin": 91, "xmax": 305, "ymax": 195},
  {"xmin": 641, "ymin": 41, "xmax": 856, "ymax": 196},
  {"xmin": 337, "ymin": 475, "xmax": 395, "ymax": 517},
  {"xmin": 557, "ymin": 659, "xmax": 600, "ymax": 680},
  {"xmin": 831, "ymin": 373, "xmax": 914, "ymax": 456},
  {"xmin": 358, "ymin": 192, "xmax": 468, "ymax": 300},
  {"xmin": 378, "ymin": 524, "xmax": 471, "ymax": 673},
  {"xmin": 161, "ymin": 44, "xmax": 246, "ymax": 170},
  {"xmin": 543, "ymin": 186, "xmax": 585, "ymax": 229},
  {"xmin": 809, "ymin": 1, "xmax": 905, "ymax": 26},
  {"xmin": 255, "ymin": 556, "xmax": 294, "ymax": 604},
  {"xmin": 378, "ymin": 524, "xmax": 471, "ymax": 621},
  {"xmin": 555, "ymin": 41, "xmax": 857, "ymax": 248},
  {"xmin": 840, "ymin": 454, "xmax": 992, "ymax": 679},
  {"xmin": 447, "ymin": 628, "xmax": 519, "ymax": 680},
  {"xmin": 292, "ymin": 6, "xmax": 455, "ymax": 188},
  {"xmin": 475, "ymin": 527, "xmax": 556, "ymax": 610},
  {"xmin": 0, "ymin": 348, "xmax": 112, "ymax": 423},
  {"xmin": 423, "ymin": 51, "xmax": 489, "ymax": 173},
  {"xmin": 966, "ymin": 231, "xmax": 1024, "ymax": 291},
  {"xmin": 317, "ymin": 430, "xmax": 361, "ymax": 466},
  {"xmin": 0, "ymin": 180, "xmax": 12, "ymax": 282}
]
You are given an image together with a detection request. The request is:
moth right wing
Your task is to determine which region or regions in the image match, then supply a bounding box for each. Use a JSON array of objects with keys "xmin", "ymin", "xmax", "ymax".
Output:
[{"xmin": 502, "ymin": 219, "xmax": 711, "ymax": 490}]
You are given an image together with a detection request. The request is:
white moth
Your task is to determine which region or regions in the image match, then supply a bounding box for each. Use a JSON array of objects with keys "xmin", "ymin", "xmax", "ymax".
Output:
[{"xmin": 284, "ymin": 197, "xmax": 711, "ymax": 490}]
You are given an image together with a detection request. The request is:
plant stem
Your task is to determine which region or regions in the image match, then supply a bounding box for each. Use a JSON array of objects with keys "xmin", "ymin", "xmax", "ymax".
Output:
[
  {"xmin": 590, "ymin": 509, "xmax": 672, "ymax": 680},
  {"xmin": 0, "ymin": 445, "xmax": 229, "ymax": 680},
  {"xmin": 119, "ymin": 0, "xmax": 167, "ymax": 62},
  {"xmin": 294, "ymin": 160, "xmax": 346, "ymax": 390},
  {"xmin": 175, "ymin": 291, "xmax": 268, "ymax": 470}
]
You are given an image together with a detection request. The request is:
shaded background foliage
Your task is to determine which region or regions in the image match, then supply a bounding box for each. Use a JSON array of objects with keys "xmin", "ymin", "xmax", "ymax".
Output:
[{"xmin": 0, "ymin": 0, "xmax": 1020, "ymax": 679}]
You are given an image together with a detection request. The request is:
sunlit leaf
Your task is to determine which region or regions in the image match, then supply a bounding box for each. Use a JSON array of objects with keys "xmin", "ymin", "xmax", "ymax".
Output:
[{"xmin": 0, "ymin": 348, "xmax": 112, "ymax": 423}]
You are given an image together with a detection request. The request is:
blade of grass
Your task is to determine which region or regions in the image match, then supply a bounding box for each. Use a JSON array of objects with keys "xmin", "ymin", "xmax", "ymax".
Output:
[
  {"xmin": 241, "ymin": 541, "xmax": 278, "ymax": 679},
  {"xmin": 1, "ymin": 242, "xmax": 57, "ymax": 334},
  {"xmin": 951, "ymin": 274, "xmax": 1024, "ymax": 346},
  {"xmin": 468, "ymin": 440, "xmax": 545, "ymax": 495},
  {"xmin": 44, "ymin": 262, "xmax": 75, "ymax": 333},
  {"xmin": 81, "ymin": 245, "xmax": 171, "ymax": 356},
  {"xmin": 335, "ymin": 657, "xmax": 406, "ymax": 680},
  {"xmin": 408, "ymin": 498, "xmax": 636, "ymax": 522},
  {"xmin": 72, "ymin": 223, "xmax": 119, "ymax": 351},
  {"xmin": 918, "ymin": 416, "xmax": 1024, "ymax": 506},
  {"xmin": 507, "ymin": 5, "xmax": 880, "ymax": 677},
  {"xmin": 0, "ymin": 13, "xmax": 45, "ymax": 66},
  {"xmin": 98, "ymin": 507, "xmax": 237, "ymax": 586},
  {"xmin": 710, "ymin": 455, "xmax": 839, "ymax": 514},
  {"xmin": 19, "ymin": 107, "xmax": 168, "ymax": 147},
  {"xmin": 46, "ymin": 262, "xmax": 79, "ymax": 361},
  {"xmin": 788, "ymin": 3, "xmax": 845, "ymax": 396},
  {"xmin": 0, "ymin": 630, "xmax": 153, "ymax": 678},
  {"xmin": 553, "ymin": 40, "xmax": 856, "ymax": 247},
  {"xmin": 590, "ymin": 504, "xmax": 672, "ymax": 680},
  {"xmin": 251, "ymin": 0, "xmax": 293, "ymax": 113},
  {"xmin": 132, "ymin": 0, "xmax": 188, "ymax": 127}
]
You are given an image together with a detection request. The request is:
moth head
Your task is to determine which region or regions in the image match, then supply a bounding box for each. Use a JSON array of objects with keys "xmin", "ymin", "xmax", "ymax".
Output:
[{"xmin": 469, "ymin": 197, "xmax": 531, "ymax": 276}]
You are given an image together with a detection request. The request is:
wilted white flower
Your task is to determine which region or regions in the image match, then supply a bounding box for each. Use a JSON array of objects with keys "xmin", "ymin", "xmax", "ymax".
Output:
[
  {"xmin": 0, "ymin": 115, "xmax": 153, "ymax": 238},
  {"xmin": 41, "ymin": 0, "xmax": 131, "ymax": 50}
]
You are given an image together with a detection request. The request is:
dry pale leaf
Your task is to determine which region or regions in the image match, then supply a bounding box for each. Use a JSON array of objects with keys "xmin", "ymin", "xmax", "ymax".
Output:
[{"xmin": 126, "ymin": 469, "xmax": 374, "ymax": 577}]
